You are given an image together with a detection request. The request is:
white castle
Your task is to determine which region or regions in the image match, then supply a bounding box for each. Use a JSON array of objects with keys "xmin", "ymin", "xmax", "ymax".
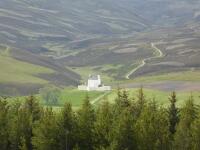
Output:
[{"xmin": 78, "ymin": 75, "xmax": 111, "ymax": 91}]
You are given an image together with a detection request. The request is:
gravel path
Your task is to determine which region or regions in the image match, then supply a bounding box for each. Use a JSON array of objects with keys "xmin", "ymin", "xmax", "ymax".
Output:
[{"xmin": 126, "ymin": 43, "xmax": 164, "ymax": 79}]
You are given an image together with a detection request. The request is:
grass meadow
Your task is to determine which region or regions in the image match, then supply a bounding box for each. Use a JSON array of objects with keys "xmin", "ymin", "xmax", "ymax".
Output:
[
  {"xmin": 5, "ymin": 88, "xmax": 200, "ymax": 111},
  {"xmin": 102, "ymin": 88, "xmax": 200, "ymax": 107},
  {"xmin": 7, "ymin": 88, "xmax": 105, "ymax": 110}
]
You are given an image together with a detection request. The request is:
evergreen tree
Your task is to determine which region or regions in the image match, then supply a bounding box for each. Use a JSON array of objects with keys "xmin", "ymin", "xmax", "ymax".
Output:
[
  {"xmin": 24, "ymin": 95, "xmax": 42, "ymax": 122},
  {"xmin": 2, "ymin": 89, "xmax": 200, "ymax": 150},
  {"xmin": 114, "ymin": 89, "xmax": 131, "ymax": 115},
  {"xmin": 135, "ymin": 101, "xmax": 170, "ymax": 150},
  {"xmin": 174, "ymin": 95, "xmax": 197, "ymax": 150},
  {"xmin": 135, "ymin": 87, "xmax": 146, "ymax": 118},
  {"xmin": 0, "ymin": 99, "xmax": 9, "ymax": 150},
  {"xmin": 121, "ymin": 90, "xmax": 130, "ymax": 108},
  {"xmin": 94, "ymin": 100, "xmax": 113, "ymax": 149},
  {"xmin": 111, "ymin": 108, "xmax": 137, "ymax": 150},
  {"xmin": 76, "ymin": 95, "xmax": 95, "ymax": 150},
  {"xmin": 32, "ymin": 108, "xmax": 59, "ymax": 150},
  {"xmin": 22, "ymin": 95, "xmax": 42, "ymax": 150},
  {"xmin": 168, "ymin": 91, "xmax": 179, "ymax": 135},
  {"xmin": 191, "ymin": 112, "xmax": 200, "ymax": 150},
  {"xmin": 57, "ymin": 103, "xmax": 76, "ymax": 150},
  {"xmin": 8, "ymin": 99, "xmax": 32, "ymax": 150},
  {"xmin": 114, "ymin": 88, "xmax": 122, "ymax": 108}
]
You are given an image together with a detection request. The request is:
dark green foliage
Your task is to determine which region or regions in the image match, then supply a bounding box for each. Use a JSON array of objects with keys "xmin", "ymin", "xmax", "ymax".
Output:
[
  {"xmin": 57, "ymin": 103, "xmax": 76, "ymax": 150},
  {"xmin": 0, "ymin": 96, "xmax": 41, "ymax": 150},
  {"xmin": 32, "ymin": 108, "xmax": 60, "ymax": 150},
  {"xmin": 0, "ymin": 89, "xmax": 200, "ymax": 150},
  {"xmin": 0, "ymin": 99, "xmax": 9, "ymax": 150},
  {"xmin": 168, "ymin": 91, "xmax": 179, "ymax": 135},
  {"xmin": 8, "ymin": 101, "xmax": 23, "ymax": 150},
  {"xmin": 114, "ymin": 89, "xmax": 131, "ymax": 116},
  {"xmin": 135, "ymin": 101, "xmax": 170, "ymax": 150},
  {"xmin": 19, "ymin": 137, "xmax": 28, "ymax": 150},
  {"xmin": 23, "ymin": 96, "xmax": 42, "ymax": 150},
  {"xmin": 135, "ymin": 87, "xmax": 146, "ymax": 118},
  {"xmin": 94, "ymin": 101, "xmax": 113, "ymax": 149},
  {"xmin": 191, "ymin": 114, "xmax": 200, "ymax": 150},
  {"xmin": 39, "ymin": 85, "xmax": 61, "ymax": 106},
  {"xmin": 174, "ymin": 95, "xmax": 198, "ymax": 150},
  {"xmin": 76, "ymin": 96, "xmax": 95, "ymax": 150},
  {"xmin": 111, "ymin": 108, "xmax": 137, "ymax": 150}
]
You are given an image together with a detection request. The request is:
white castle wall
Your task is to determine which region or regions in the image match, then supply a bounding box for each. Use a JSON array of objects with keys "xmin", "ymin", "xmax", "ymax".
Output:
[{"xmin": 78, "ymin": 75, "xmax": 111, "ymax": 91}]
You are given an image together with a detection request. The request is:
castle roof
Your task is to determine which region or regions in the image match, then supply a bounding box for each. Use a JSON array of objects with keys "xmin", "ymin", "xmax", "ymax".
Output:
[{"xmin": 88, "ymin": 75, "xmax": 99, "ymax": 80}]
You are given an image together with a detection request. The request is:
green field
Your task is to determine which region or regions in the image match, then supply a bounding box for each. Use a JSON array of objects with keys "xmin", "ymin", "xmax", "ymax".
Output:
[
  {"xmin": 7, "ymin": 88, "xmax": 105, "ymax": 109},
  {"xmin": 102, "ymin": 88, "xmax": 200, "ymax": 107},
  {"xmin": 59, "ymin": 88, "xmax": 105, "ymax": 107},
  {"xmin": 40, "ymin": 88, "xmax": 200, "ymax": 108},
  {"xmin": 38, "ymin": 88, "xmax": 105, "ymax": 107},
  {"xmin": 0, "ymin": 46, "xmax": 54, "ymax": 84},
  {"xmin": 5, "ymin": 87, "xmax": 200, "ymax": 110}
]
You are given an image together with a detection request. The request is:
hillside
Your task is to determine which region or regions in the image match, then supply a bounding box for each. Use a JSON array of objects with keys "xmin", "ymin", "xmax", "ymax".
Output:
[
  {"xmin": 0, "ymin": 45, "xmax": 80, "ymax": 95},
  {"xmin": 1, "ymin": 0, "xmax": 200, "ymax": 52},
  {"xmin": 0, "ymin": 0, "xmax": 200, "ymax": 95}
]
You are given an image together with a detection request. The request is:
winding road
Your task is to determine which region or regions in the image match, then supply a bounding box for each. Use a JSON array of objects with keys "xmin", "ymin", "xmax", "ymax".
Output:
[{"xmin": 125, "ymin": 43, "xmax": 164, "ymax": 79}]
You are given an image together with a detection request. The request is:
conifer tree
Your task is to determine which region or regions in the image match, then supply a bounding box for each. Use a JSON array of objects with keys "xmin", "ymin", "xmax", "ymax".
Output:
[
  {"xmin": 135, "ymin": 87, "xmax": 146, "ymax": 118},
  {"xmin": 174, "ymin": 95, "xmax": 197, "ymax": 150},
  {"xmin": 57, "ymin": 103, "xmax": 76, "ymax": 150},
  {"xmin": 0, "ymin": 99, "xmax": 9, "ymax": 150},
  {"xmin": 32, "ymin": 108, "xmax": 59, "ymax": 150},
  {"xmin": 135, "ymin": 101, "xmax": 170, "ymax": 150},
  {"xmin": 8, "ymin": 101, "xmax": 22, "ymax": 150},
  {"xmin": 7, "ymin": 99, "xmax": 31, "ymax": 150},
  {"xmin": 22, "ymin": 95, "xmax": 42, "ymax": 150},
  {"xmin": 24, "ymin": 95, "xmax": 42, "ymax": 122},
  {"xmin": 94, "ymin": 100, "xmax": 113, "ymax": 149},
  {"xmin": 191, "ymin": 112, "xmax": 200, "ymax": 150},
  {"xmin": 168, "ymin": 91, "xmax": 179, "ymax": 135},
  {"xmin": 111, "ymin": 108, "xmax": 136, "ymax": 150},
  {"xmin": 114, "ymin": 89, "xmax": 131, "ymax": 116},
  {"xmin": 114, "ymin": 88, "xmax": 123, "ymax": 107},
  {"xmin": 121, "ymin": 90, "xmax": 131, "ymax": 108},
  {"xmin": 76, "ymin": 95, "xmax": 95, "ymax": 150}
]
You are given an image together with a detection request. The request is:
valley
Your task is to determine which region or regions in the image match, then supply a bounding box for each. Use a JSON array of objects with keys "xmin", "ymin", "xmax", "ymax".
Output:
[
  {"xmin": 0, "ymin": 0, "xmax": 200, "ymax": 96},
  {"xmin": 1, "ymin": 1, "xmax": 200, "ymax": 150}
]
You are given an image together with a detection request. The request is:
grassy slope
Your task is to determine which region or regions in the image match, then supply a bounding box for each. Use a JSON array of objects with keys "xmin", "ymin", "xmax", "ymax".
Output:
[
  {"xmin": 0, "ymin": 47, "xmax": 54, "ymax": 84},
  {"xmin": 131, "ymin": 70, "xmax": 200, "ymax": 82},
  {"xmin": 103, "ymin": 89, "xmax": 200, "ymax": 107}
]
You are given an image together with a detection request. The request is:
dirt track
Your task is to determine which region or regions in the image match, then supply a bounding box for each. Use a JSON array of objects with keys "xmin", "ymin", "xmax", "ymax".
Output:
[{"xmin": 126, "ymin": 43, "xmax": 164, "ymax": 79}]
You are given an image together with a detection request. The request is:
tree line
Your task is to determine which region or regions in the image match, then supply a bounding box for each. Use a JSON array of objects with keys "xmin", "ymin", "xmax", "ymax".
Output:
[{"xmin": 0, "ymin": 88, "xmax": 200, "ymax": 150}]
